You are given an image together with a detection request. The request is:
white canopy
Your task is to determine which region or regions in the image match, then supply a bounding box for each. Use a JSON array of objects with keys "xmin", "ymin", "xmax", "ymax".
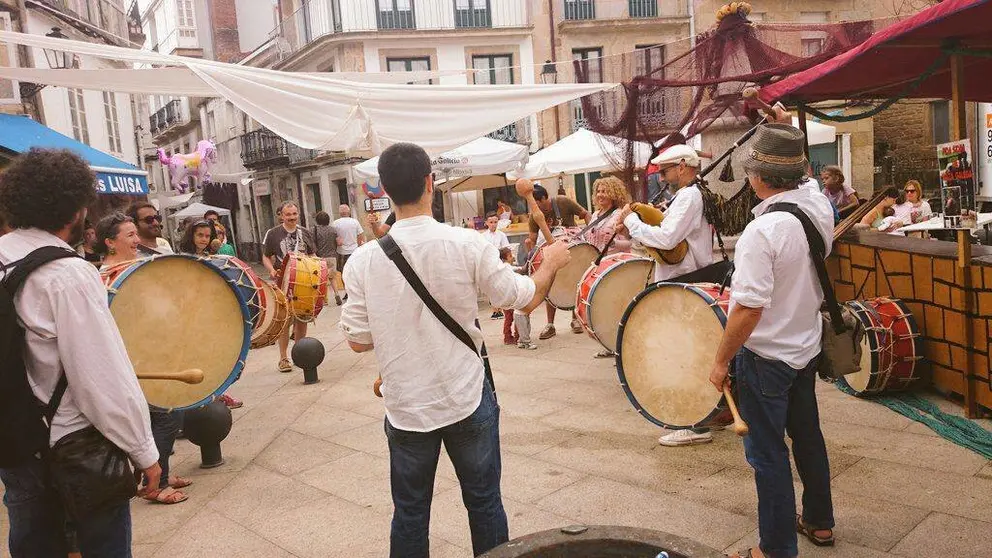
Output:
[
  {"xmin": 793, "ymin": 117, "xmax": 836, "ymax": 146},
  {"xmin": 353, "ymin": 137, "xmax": 528, "ymax": 182},
  {"xmin": 507, "ymin": 128, "xmax": 653, "ymax": 180},
  {"xmin": 0, "ymin": 31, "xmax": 614, "ymax": 155},
  {"xmin": 171, "ymin": 202, "xmax": 231, "ymax": 219}
]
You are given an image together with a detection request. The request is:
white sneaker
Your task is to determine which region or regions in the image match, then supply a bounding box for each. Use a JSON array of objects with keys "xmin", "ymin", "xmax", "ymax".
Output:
[
  {"xmin": 658, "ymin": 429, "xmax": 713, "ymax": 447},
  {"xmin": 517, "ymin": 342, "xmax": 538, "ymax": 350}
]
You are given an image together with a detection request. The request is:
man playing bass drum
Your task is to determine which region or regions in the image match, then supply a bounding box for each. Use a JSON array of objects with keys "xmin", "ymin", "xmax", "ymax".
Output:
[{"xmin": 615, "ymin": 143, "xmax": 717, "ymax": 448}]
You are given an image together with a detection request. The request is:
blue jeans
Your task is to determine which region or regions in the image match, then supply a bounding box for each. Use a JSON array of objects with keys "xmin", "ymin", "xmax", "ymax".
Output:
[
  {"xmin": 384, "ymin": 381, "xmax": 508, "ymax": 557},
  {"xmin": 0, "ymin": 457, "xmax": 132, "ymax": 558},
  {"xmin": 736, "ymin": 348, "xmax": 834, "ymax": 558},
  {"xmin": 148, "ymin": 410, "xmax": 182, "ymax": 490}
]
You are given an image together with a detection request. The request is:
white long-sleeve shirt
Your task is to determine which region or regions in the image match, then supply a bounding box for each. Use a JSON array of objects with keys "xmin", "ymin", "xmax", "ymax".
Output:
[
  {"xmin": 0, "ymin": 229, "xmax": 158, "ymax": 468},
  {"xmin": 624, "ymin": 185, "xmax": 714, "ymax": 281},
  {"xmin": 339, "ymin": 215, "xmax": 535, "ymax": 432}
]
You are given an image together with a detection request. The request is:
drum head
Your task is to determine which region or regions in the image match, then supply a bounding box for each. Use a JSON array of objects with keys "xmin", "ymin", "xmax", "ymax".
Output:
[
  {"xmin": 109, "ymin": 256, "xmax": 251, "ymax": 411},
  {"xmin": 548, "ymin": 243, "xmax": 599, "ymax": 310},
  {"xmin": 841, "ymin": 301, "xmax": 880, "ymax": 395},
  {"xmin": 587, "ymin": 258, "xmax": 653, "ymax": 353},
  {"xmin": 617, "ymin": 284, "xmax": 727, "ymax": 429}
]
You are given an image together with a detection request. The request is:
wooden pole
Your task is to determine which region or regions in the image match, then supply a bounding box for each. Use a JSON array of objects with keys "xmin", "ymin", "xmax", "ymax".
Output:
[
  {"xmin": 950, "ymin": 54, "xmax": 978, "ymax": 418},
  {"xmin": 797, "ymin": 106, "xmax": 812, "ymax": 163}
]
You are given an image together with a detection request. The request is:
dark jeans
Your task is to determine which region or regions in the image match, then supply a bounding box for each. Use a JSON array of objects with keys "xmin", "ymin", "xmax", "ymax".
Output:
[
  {"xmin": 736, "ymin": 348, "xmax": 834, "ymax": 558},
  {"xmin": 0, "ymin": 457, "xmax": 132, "ymax": 558},
  {"xmin": 384, "ymin": 381, "xmax": 508, "ymax": 557},
  {"xmin": 148, "ymin": 410, "xmax": 182, "ymax": 490}
]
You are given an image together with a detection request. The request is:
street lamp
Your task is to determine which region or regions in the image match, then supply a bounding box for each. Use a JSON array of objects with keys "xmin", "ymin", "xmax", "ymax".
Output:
[
  {"xmin": 540, "ymin": 60, "xmax": 558, "ymax": 84},
  {"xmin": 20, "ymin": 27, "xmax": 77, "ymax": 98}
]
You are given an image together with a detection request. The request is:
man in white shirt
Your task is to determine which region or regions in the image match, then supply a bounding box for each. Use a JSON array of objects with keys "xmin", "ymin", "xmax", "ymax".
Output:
[
  {"xmin": 615, "ymin": 143, "xmax": 717, "ymax": 447},
  {"xmin": 333, "ymin": 204, "xmax": 365, "ymax": 276},
  {"xmin": 480, "ymin": 211, "xmax": 510, "ymax": 250},
  {"xmin": 0, "ymin": 148, "xmax": 160, "ymax": 557},
  {"xmin": 709, "ymin": 125, "xmax": 835, "ymax": 558},
  {"xmin": 340, "ymin": 143, "xmax": 570, "ymax": 558}
]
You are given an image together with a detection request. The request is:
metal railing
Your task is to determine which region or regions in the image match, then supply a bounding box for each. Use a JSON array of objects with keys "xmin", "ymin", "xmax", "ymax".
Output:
[
  {"xmin": 570, "ymin": 99, "xmax": 605, "ymax": 132},
  {"xmin": 454, "ymin": 3, "xmax": 491, "ymax": 28},
  {"xmin": 563, "ymin": 0, "xmax": 594, "ymax": 20},
  {"xmin": 149, "ymin": 99, "xmax": 182, "ymax": 136},
  {"xmin": 288, "ymin": 144, "xmax": 320, "ymax": 165},
  {"xmin": 486, "ymin": 118, "xmax": 530, "ymax": 144},
  {"xmin": 558, "ymin": 0, "xmax": 687, "ymax": 21},
  {"xmin": 37, "ymin": 0, "xmax": 130, "ymax": 44},
  {"xmin": 377, "ymin": 7, "xmax": 416, "ymax": 29},
  {"xmin": 240, "ymin": 129, "xmax": 288, "ymax": 167},
  {"xmin": 628, "ymin": 0, "xmax": 656, "ymax": 18}
]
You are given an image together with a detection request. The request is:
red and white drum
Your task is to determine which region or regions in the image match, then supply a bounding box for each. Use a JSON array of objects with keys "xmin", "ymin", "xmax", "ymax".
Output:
[
  {"xmin": 529, "ymin": 227, "xmax": 598, "ymax": 310},
  {"xmin": 616, "ymin": 282, "xmax": 733, "ymax": 430},
  {"xmin": 840, "ymin": 297, "xmax": 923, "ymax": 396},
  {"xmin": 575, "ymin": 253, "xmax": 654, "ymax": 353}
]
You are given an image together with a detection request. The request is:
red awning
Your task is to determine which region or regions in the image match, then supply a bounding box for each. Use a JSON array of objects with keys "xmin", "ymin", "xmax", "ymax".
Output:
[{"xmin": 760, "ymin": 0, "xmax": 992, "ymax": 103}]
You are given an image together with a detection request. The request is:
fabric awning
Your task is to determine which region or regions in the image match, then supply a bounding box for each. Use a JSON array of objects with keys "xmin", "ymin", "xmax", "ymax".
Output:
[
  {"xmin": 507, "ymin": 128, "xmax": 653, "ymax": 180},
  {"xmin": 354, "ymin": 137, "xmax": 528, "ymax": 182},
  {"xmin": 171, "ymin": 202, "xmax": 231, "ymax": 219},
  {"xmin": 760, "ymin": 0, "xmax": 992, "ymax": 103},
  {"xmin": 0, "ymin": 114, "xmax": 148, "ymax": 195}
]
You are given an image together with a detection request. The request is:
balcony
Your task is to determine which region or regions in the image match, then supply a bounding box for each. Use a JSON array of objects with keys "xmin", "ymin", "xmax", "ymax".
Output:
[
  {"xmin": 240, "ymin": 129, "xmax": 288, "ymax": 168},
  {"xmin": 149, "ymin": 99, "xmax": 182, "ymax": 136},
  {"xmin": 270, "ymin": 0, "xmax": 529, "ymax": 60},
  {"xmin": 563, "ymin": 0, "xmax": 595, "ymax": 20},
  {"xmin": 628, "ymin": 0, "xmax": 656, "ymax": 18},
  {"xmin": 37, "ymin": 0, "xmax": 130, "ymax": 44},
  {"xmin": 486, "ymin": 119, "xmax": 530, "ymax": 144},
  {"xmin": 558, "ymin": 0, "xmax": 687, "ymax": 22},
  {"xmin": 288, "ymin": 144, "xmax": 321, "ymax": 165}
]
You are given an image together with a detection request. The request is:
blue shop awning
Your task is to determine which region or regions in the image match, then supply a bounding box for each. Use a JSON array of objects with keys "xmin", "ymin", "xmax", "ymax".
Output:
[{"xmin": 0, "ymin": 114, "xmax": 148, "ymax": 195}]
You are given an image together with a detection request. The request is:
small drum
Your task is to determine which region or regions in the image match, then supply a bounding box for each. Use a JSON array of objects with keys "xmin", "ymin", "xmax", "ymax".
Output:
[
  {"xmin": 616, "ymin": 282, "xmax": 733, "ymax": 430},
  {"xmin": 840, "ymin": 297, "xmax": 923, "ymax": 396},
  {"xmin": 251, "ymin": 280, "xmax": 291, "ymax": 349},
  {"xmin": 105, "ymin": 254, "xmax": 251, "ymax": 411},
  {"xmin": 280, "ymin": 253, "xmax": 329, "ymax": 321},
  {"xmin": 576, "ymin": 253, "xmax": 653, "ymax": 353},
  {"xmin": 530, "ymin": 228, "xmax": 599, "ymax": 311},
  {"xmin": 205, "ymin": 255, "xmax": 265, "ymax": 331}
]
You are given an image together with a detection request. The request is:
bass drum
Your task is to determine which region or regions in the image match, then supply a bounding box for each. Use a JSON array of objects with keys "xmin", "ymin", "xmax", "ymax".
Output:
[
  {"xmin": 280, "ymin": 253, "xmax": 329, "ymax": 322},
  {"xmin": 529, "ymin": 227, "xmax": 599, "ymax": 311},
  {"xmin": 616, "ymin": 282, "xmax": 733, "ymax": 430},
  {"xmin": 106, "ymin": 254, "xmax": 252, "ymax": 411},
  {"xmin": 251, "ymin": 280, "xmax": 290, "ymax": 349},
  {"xmin": 840, "ymin": 297, "xmax": 923, "ymax": 396},
  {"xmin": 575, "ymin": 253, "xmax": 653, "ymax": 353}
]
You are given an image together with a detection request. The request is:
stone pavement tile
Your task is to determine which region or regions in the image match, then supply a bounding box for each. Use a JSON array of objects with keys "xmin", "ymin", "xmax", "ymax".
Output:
[
  {"xmin": 288, "ymin": 404, "xmax": 379, "ymax": 441},
  {"xmin": 817, "ymin": 395, "xmax": 916, "ymax": 431},
  {"xmin": 495, "ymin": 389, "xmax": 570, "ymax": 420},
  {"xmin": 131, "ymin": 472, "xmax": 237, "ymax": 545},
  {"xmin": 313, "ymin": 381, "xmax": 381, "ymax": 412},
  {"xmin": 534, "ymin": 434, "xmax": 724, "ymax": 496},
  {"xmin": 829, "ymin": 489, "xmax": 930, "ymax": 552},
  {"xmin": 890, "ymin": 512, "xmax": 992, "ymax": 558},
  {"xmin": 680, "ymin": 466, "xmax": 762, "ymax": 519},
  {"xmin": 901, "ymin": 421, "xmax": 940, "ymax": 437},
  {"xmin": 325, "ymin": 419, "xmax": 390, "ymax": 458},
  {"xmin": 132, "ymin": 543, "xmax": 160, "ymax": 558},
  {"xmin": 430, "ymin": 487, "xmax": 578, "ymax": 552},
  {"xmin": 151, "ymin": 509, "xmax": 295, "ymax": 558},
  {"xmin": 725, "ymin": 528, "xmax": 901, "ymax": 558},
  {"xmin": 538, "ymin": 404, "xmax": 677, "ymax": 451},
  {"xmin": 832, "ymin": 458, "xmax": 992, "ymax": 522},
  {"xmin": 539, "ymin": 361, "xmax": 620, "ymax": 386},
  {"xmin": 207, "ymin": 464, "xmax": 326, "ymax": 531},
  {"xmin": 490, "ymin": 369, "xmax": 566, "ymax": 396},
  {"xmin": 253, "ymin": 430, "xmax": 357, "ymax": 477},
  {"xmin": 499, "ymin": 451, "xmax": 586, "ymax": 504},
  {"xmin": 819, "ymin": 419, "xmax": 989, "ymax": 475},
  {"xmin": 294, "ymin": 451, "xmax": 456, "ymax": 514},
  {"xmin": 976, "ymin": 461, "xmax": 992, "ymax": 480},
  {"xmin": 498, "ymin": 414, "xmax": 581, "ymax": 457},
  {"xmin": 533, "ymin": 378, "xmax": 631, "ymax": 410},
  {"xmin": 542, "ymin": 346, "xmax": 608, "ymax": 365},
  {"xmin": 534, "ymin": 476, "xmax": 752, "ymax": 551},
  {"xmin": 247, "ymin": 493, "xmax": 393, "ymax": 558}
]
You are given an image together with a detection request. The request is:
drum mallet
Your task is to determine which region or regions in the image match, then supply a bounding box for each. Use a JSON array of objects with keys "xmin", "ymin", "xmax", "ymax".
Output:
[
  {"xmin": 722, "ymin": 382, "xmax": 750, "ymax": 437},
  {"xmin": 136, "ymin": 369, "xmax": 205, "ymax": 384}
]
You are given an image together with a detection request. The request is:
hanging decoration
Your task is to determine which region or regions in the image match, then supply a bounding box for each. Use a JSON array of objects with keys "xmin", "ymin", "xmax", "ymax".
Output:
[{"xmin": 157, "ymin": 139, "xmax": 218, "ymax": 193}]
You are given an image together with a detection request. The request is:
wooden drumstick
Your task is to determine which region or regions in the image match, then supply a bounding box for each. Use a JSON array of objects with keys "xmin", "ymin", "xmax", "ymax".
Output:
[
  {"xmin": 136, "ymin": 369, "xmax": 205, "ymax": 384},
  {"xmin": 373, "ymin": 376, "xmax": 383, "ymax": 398},
  {"xmin": 722, "ymin": 381, "xmax": 749, "ymax": 437},
  {"xmin": 742, "ymin": 87, "xmax": 789, "ymax": 124},
  {"xmin": 515, "ymin": 178, "xmax": 555, "ymax": 245}
]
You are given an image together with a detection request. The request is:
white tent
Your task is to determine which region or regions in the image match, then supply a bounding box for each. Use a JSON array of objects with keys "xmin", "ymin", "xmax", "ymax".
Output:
[
  {"xmin": 0, "ymin": 31, "xmax": 614, "ymax": 155},
  {"xmin": 792, "ymin": 117, "xmax": 836, "ymax": 146},
  {"xmin": 171, "ymin": 202, "xmax": 231, "ymax": 219},
  {"xmin": 353, "ymin": 137, "xmax": 528, "ymax": 182},
  {"xmin": 507, "ymin": 128, "xmax": 653, "ymax": 180}
]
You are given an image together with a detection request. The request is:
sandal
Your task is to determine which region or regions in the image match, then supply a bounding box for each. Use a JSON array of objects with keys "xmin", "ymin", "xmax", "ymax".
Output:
[
  {"xmin": 796, "ymin": 515, "xmax": 834, "ymax": 546},
  {"xmin": 726, "ymin": 549, "xmax": 757, "ymax": 558},
  {"xmin": 143, "ymin": 486, "xmax": 188, "ymax": 505},
  {"xmin": 278, "ymin": 358, "xmax": 292, "ymax": 373},
  {"xmin": 169, "ymin": 476, "xmax": 193, "ymax": 489},
  {"xmin": 594, "ymin": 349, "xmax": 615, "ymax": 358}
]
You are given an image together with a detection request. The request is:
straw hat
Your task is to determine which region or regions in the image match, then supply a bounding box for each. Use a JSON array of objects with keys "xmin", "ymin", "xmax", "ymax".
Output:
[{"xmin": 742, "ymin": 124, "xmax": 807, "ymax": 179}]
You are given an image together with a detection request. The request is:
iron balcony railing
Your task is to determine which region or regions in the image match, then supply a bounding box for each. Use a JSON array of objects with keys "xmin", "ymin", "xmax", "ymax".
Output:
[
  {"xmin": 486, "ymin": 118, "xmax": 530, "ymax": 144},
  {"xmin": 149, "ymin": 99, "xmax": 182, "ymax": 136},
  {"xmin": 454, "ymin": 2, "xmax": 491, "ymax": 28},
  {"xmin": 628, "ymin": 0, "xmax": 656, "ymax": 18},
  {"xmin": 559, "ymin": 0, "xmax": 686, "ymax": 21},
  {"xmin": 240, "ymin": 129, "xmax": 288, "ymax": 167},
  {"xmin": 37, "ymin": 0, "xmax": 130, "ymax": 44},
  {"xmin": 288, "ymin": 144, "xmax": 321, "ymax": 165}
]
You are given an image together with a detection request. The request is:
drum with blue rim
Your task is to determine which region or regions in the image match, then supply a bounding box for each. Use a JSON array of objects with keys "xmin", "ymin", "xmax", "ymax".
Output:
[
  {"xmin": 203, "ymin": 255, "xmax": 265, "ymax": 331},
  {"xmin": 104, "ymin": 254, "xmax": 252, "ymax": 411}
]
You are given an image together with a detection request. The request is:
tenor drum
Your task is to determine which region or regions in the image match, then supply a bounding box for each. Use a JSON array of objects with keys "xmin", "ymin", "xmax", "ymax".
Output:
[
  {"xmin": 529, "ymin": 228, "xmax": 599, "ymax": 311},
  {"xmin": 840, "ymin": 297, "xmax": 923, "ymax": 396},
  {"xmin": 251, "ymin": 280, "xmax": 290, "ymax": 349},
  {"xmin": 204, "ymin": 255, "xmax": 265, "ymax": 331},
  {"xmin": 280, "ymin": 253, "xmax": 329, "ymax": 321},
  {"xmin": 106, "ymin": 255, "xmax": 251, "ymax": 411},
  {"xmin": 616, "ymin": 282, "xmax": 733, "ymax": 430},
  {"xmin": 575, "ymin": 253, "xmax": 653, "ymax": 353}
]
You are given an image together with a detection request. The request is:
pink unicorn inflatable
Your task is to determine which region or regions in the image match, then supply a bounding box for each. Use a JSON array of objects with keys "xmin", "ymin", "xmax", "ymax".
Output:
[{"xmin": 157, "ymin": 139, "xmax": 218, "ymax": 193}]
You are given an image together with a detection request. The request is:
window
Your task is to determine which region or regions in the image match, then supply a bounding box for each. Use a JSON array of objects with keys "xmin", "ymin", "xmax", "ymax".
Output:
[
  {"xmin": 801, "ymin": 38, "xmax": 825, "ymax": 57},
  {"xmin": 748, "ymin": 12, "xmax": 765, "ymax": 23},
  {"xmin": 932, "ymin": 101, "xmax": 950, "ymax": 145},
  {"xmin": 635, "ymin": 44, "xmax": 665, "ymax": 78},
  {"xmin": 800, "ymin": 12, "xmax": 828, "ymax": 57},
  {"xmin": 563, "ymin": 0, "xmax": 595, "ymax": 20},
  {"xmin": 573, "ymin": 48, "xmax": 603, "ymax": 83},
  {"xmin": 472, "ymin": 54, "xmax": 513, "ymax": 85},
  {"xmin": 206, "ymin": 110, "xmax": 217, "ymax": 139},
  {"xmin": 102, "ymin": 91, "xmax": 122, "ymax": 154},
  {"xmin": 177, "ymin": 0, "xmax": 196, "ymax": 37},
  {"xmin": 68, "ymin": 89, "xmax": 90, "ymax": 145},
  {"xmin": 0, "ymin": 12, "xmax": 19, "ymax": 105},
  {"xmin": 455, "ymin": 0, "xmax": 490, "ymax": 28},
  {"xmin": 628, "ymin": 0, "xmax": 657, "ymax": 18},
  {"xmin": 387, "ymin": 57, "xmax": 432, "ymax": 85},
  {"xmin": 378, "ymin": 0, "xmax": 415, "ymax": 29}
]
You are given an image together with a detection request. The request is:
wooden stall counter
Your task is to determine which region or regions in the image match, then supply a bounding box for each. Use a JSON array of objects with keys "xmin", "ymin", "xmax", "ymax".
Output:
[{"xmin": 828, "ymin": 231, "xmax": 992, "ymax": 415}]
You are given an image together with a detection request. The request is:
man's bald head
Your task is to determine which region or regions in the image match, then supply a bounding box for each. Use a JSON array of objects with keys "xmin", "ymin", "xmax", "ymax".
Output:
[{"xmin": 339, "ymin": 204, "xmax": 351, "ymax": 217}]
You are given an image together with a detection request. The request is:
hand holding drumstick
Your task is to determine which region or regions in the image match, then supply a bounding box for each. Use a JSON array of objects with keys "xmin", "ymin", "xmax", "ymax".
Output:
[
  {"xmin": 515, "ymin": 178, "xmax": 555, "ymax": 246},
  {"xmin": 709, "ymin": 362, "xmax": 749, "ymax": 437}
]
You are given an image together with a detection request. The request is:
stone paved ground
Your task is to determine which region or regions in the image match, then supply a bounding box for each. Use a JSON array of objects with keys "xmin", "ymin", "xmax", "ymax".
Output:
[{"xmin": 3, "ymin": 303, "xmax": 991, "ymax": 557}]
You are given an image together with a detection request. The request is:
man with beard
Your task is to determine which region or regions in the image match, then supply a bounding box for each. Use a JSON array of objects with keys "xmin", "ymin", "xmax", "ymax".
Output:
[
  {"xmin": 129, "ymin": 202, "xmax": 174, "ymax": 256},
  {"xmin": 0, "ymin": 148, "xmax": 160, "ymax": 557}
]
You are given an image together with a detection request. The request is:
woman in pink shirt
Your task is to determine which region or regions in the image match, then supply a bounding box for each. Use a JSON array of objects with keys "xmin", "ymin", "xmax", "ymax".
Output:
[{"xmin": 583, "ymin": 176, "xmax": 633, "ymax": 255}]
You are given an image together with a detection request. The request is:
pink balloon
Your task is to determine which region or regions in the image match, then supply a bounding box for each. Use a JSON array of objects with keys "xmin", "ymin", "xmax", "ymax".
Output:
[{"xmin": 158, "ymin": 139, "xmax": 218, "ymax": 193}]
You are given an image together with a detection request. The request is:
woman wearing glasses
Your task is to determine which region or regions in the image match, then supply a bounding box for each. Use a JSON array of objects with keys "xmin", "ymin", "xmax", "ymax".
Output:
[
  {"xmin": 129, "ymin": 202, "xmax": 174, "ymax": 255},
  {"xmin": 892, "ymin": 180, "xmax": 933, "ymax": 227}
]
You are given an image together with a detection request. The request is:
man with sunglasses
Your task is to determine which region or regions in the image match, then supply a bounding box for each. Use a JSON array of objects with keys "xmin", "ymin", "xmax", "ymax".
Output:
[{"xmin": 129, "ymin": 202, "xmax": 173, "ymax": 256}]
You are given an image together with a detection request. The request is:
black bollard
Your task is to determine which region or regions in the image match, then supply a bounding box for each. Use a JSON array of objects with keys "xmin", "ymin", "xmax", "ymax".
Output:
[
  {"xmin": 183, "ymin": 400, "xmax": 233, "ymax": 468},
  {"xmin": 292, "ymin": 337, "xmax": 325, "ymax": 385}
]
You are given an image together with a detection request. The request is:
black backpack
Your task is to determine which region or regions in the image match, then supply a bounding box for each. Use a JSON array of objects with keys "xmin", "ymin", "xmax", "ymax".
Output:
[{"xmin": 0, "ymin": 246, "xmax": 80, "ymax": 467}]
